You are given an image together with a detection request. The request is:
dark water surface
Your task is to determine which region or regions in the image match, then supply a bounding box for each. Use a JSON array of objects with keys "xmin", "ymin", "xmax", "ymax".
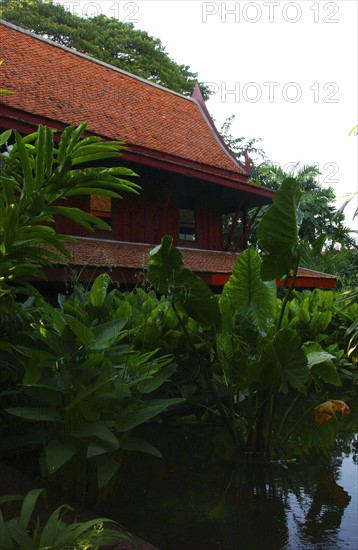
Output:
[{"xmin": 98, "ymin": 419, "xmax": 358, "ymax": 550}]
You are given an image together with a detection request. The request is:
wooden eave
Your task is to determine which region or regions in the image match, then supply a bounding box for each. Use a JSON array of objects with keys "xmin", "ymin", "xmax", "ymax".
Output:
[{"xmin": 0, "ymin": 104, "xmax": 274, "ymax": 205}]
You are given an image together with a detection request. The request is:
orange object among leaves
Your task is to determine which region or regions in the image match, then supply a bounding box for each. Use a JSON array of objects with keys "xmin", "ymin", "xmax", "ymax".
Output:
[{"xmin": 314, "ymin": 400, "xmax": 351, "ymax": 426}]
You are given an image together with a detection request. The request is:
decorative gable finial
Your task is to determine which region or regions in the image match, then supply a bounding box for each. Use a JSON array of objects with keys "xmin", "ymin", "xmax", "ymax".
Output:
[{"xmin": 192, "ymin": 82, "xmax": 204, "ymax": 102}]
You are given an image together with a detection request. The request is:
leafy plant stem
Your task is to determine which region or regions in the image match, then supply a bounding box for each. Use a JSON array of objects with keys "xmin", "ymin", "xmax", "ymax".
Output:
[
  {"xmin": 171, "ymin": 300, "xmax": 243, "ymax": 450},
  {"xmin": 264, "ymin": 390, "xmax": 276, "ymax": 455},
  {"xmin": 274, "ymin": 392, "xmax": 301, "ymax": 449},
  {"xmin": 277, "ymin": 250, "xmax": 300, "ymax": 331},
  {"xmin": 278, "ymin": 391, "xmax": 328, "ymax": 448}
]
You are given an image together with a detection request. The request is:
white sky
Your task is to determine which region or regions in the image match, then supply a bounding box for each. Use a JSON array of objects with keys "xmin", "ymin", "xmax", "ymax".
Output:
[{"xmin": 56, "ymin": 0, "xmax": 357, "ymax": 231}]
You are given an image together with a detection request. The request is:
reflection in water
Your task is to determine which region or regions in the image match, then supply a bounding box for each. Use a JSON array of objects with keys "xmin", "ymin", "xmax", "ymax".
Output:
[
  {"xmin": 299, "ymin": 471, "xmax": 351, "ymax": 547},
  {"xmin": 97, "ymin": 421, "xmax": 357, "ymax": 550},
  {"xmin": 305, "ymin": 471, "xmax": 350, "ymax": 523}
]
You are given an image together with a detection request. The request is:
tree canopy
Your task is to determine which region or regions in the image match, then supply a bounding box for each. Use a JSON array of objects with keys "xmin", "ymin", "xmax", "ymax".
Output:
[
  {"xmin": 220, "ymin": 115, "xmax": 268, "ymax": 166},
  {"xmin": 1, "ymin": 0, "xmax": 212, "ymax": 99},
  {"xmin": 253, "ymin": 164, "xmax": 354, "ymax": 247}
]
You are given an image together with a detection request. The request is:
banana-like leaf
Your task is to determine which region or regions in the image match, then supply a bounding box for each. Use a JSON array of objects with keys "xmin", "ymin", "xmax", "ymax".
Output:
[
  {"xmin": 63, "ymin": 315, "xmax": 94, "ymax": 345},
  {"xmin": 116, "ymin": 398, "xmax": 184, "ymax": 432},
  {"xmin": 4, "ymin": 407, "xmax": 62, "ymax": 422},
  {"xmin": 148, "ymin": 235, "xmax": 221, "ymax": 327},
  {"xmin": 64, "ymin": 373, "xmax": 117, "ymax": 412},
  {"xmin": 0, "ymin": 123, "xmax": 139, "ymax": 285},
  {"xmin": 137, "ymin": 363, "xmax": 177, "ymax": 394},
  {"xmin": 35, "ymin": 124, "xmax": 46, "ymax": 186},
  {"xmin": 90, "ymin": 273, "xmax": 111, "ymax": 307},
  {"xmin": 48, "ymin": 206, "xmax": 110, "ymax": 231},
  {"xmin": 14, "ymin": 131, "xmax": 34, "ymax": 193},
  {"xmin": 71, "ymin": 151, "xmax": 120, "ymax": 165},
  {"xmin": 72, "ymin": 422, "xmax": 119, "ymax": 450},
  {"xmin": 65, "ymin": 187, "xmax": 123, "ymax": 198},
  {"xmin": 92, "ymin": 319, "xmax": 127, "ymax": 349},
  {"xmin": 221, "ymin": 248, "xmax": 276, "ymax": 333},
  {"xmin": 257, "ymin": 178, "xmax": 301, "ymax": 280},
  {"xmin": 120, "ymin": 436, "xmax": 162, "ymax": 458}
]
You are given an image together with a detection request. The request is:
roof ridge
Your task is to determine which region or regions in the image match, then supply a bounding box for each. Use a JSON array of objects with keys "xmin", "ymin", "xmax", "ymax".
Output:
[
  {"xmin": 191, "ymin": 83, "xmax": 248, "ymax": 175},
  {"xmin": 0, "ymin": 19, "xmax": 196, "ymax": 101}
]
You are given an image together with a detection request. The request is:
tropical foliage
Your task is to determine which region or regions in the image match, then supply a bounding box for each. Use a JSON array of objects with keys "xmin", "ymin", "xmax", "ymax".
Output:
[
  {"xmin": 0, "ymin": 488, "xmax": 130, "ymax": 549},
  {"xmin": 254, "ymin": 164, "xmax": 354, "ymax": 247},
  {"xmin": 223, "ymin": 162, "xmax": 356, "ymax": 288},
  {"xmin": 2, "ymin": 274, "xmax": 183, "ymax": 502},
  {"xmin": 0, "ymin": 120, "xmax": 356, "ymax": 546},
  {"xmin": 0, "ymin": 123, "xmax": 139, "ymax": 287},
  {"xmin": 219, "ymin": 115, "xmax": 268, "ymax": 165},
  {"xmin": 147, "ymin": 179, "xmax": 355, "ymax": 456},
  {"xmin": 0, "ymin": 122, "xmax": 138, "ymax": 394},
  {"xmin": 0, "ymin": 124, "xmax": 184, "ymax": 502}
]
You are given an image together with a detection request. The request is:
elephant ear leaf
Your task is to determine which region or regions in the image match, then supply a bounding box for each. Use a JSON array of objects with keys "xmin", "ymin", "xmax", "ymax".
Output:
[
  {"xmin": 221, "ymin": 248, "xmax": 276, "ymax": 333},
  {"xmin": 148, "ymin": 235, "xmax": 221, "ymax": 327},
  {"xmin": 273, "ymin": 328, "xmax": 309, "ymax": 393},
  {"xmin": 257, "ymin": 178, "xmax": 301, "ymax": 280}
]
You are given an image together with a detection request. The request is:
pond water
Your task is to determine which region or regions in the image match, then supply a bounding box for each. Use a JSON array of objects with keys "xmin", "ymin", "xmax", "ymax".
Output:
[{"xmin": 98, "ymin": 417, "xmax": 358, "ymax": 550}]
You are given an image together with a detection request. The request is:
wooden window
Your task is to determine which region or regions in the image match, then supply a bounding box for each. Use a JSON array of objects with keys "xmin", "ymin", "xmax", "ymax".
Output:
[
  {"xmin": 179, "ymin": 208, "xmax": 196, "ymax": 241},
  {"xmin": 90, "ymin": 194, "xmax": 111, "ymax": 227}
]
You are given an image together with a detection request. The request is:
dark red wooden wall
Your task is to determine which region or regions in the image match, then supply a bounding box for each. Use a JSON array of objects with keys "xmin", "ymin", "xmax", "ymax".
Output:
[{"xmin": 54, "ymin": 168, "xmax": 226, "ymax": 251}]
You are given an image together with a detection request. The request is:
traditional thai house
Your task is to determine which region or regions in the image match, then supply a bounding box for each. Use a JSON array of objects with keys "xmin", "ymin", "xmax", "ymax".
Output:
[{"xmin": 0, "ymin": 20, "xmax": 336, "ymax": 290}]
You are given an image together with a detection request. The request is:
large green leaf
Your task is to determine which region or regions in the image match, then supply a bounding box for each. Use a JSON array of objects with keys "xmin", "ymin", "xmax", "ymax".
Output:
[
  {"xmin": 72, "ymin": 421, "xmax": 119, "ymax": 452},
  {"xmin": 304, "ymin": 343, "xmax": 341, "ymax": 386},
  {"xmin": 116, "ymin": 398, "xmax": 184, "ymax": 432},
  {"xmin": 221, "ymin": 248, "xmax": 276, "ymax": 333},
  {"xmin": 37, "ymin": 504, "xmax": 69, "ymax": 548},
  {"xmin": 272, "ymin": 328, "xmax": 309, "ymax": 392},
  {"xmin": 120, "ymin": 436, "xmax": 162, "ymax": 458},
  {"xmin": 45, "ymin": 440, "xmax": 76, "ymax": 474},
  {"xmin": 96, "ymin": 454, "xmax": 120, "ymax": 489},
  {"xmin": 137, "ymin": 363, "xmax": 177, "ymax": 394},
  {"xmin": 310, "ymin": 360, "xmax": 342, "ymax": 386},
  {"xmin": 19, "ymin": 488, "xmax": 44, "ymax": 531},
  {"xmin": 63, "ymin": 315, "xmax": 94, "ymax": 345},
  {"xmin": 0, "ymin": 129, "xmax": 12, "ymax": 147},
  {"xmin": 14, "ymin": 131, "xmax": 34, "ymax": 193},
  {"xmin": 87, "ymin": 439, "xmax": 119, "ymax": 458},
  {"xmin": 90, "ymin": 273, "xmax": 111, "ymax": 307},
  {"xmin": 5, "ymin": 407, "xmax": 62, "ymax": 422},
  {"xmin": 257, "ymin": 178, "xmax": 301, "ymax": 280},
  {"xmin": 64, "ymin": 374, "xmax": 116, "ymax": 411},
  {"xmin": 148, "ymin": 235, "xmax": 220, "ymax": 327},
  {"xmin": 92, "ymin": 318, "xmax": 127, "ymax": 348}
]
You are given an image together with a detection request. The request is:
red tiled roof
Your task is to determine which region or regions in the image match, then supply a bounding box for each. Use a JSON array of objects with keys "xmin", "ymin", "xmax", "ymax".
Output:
[
  {"xmin": 56, "ymin": 238, "xmax": 336, "ymax": 288},
  {"xmin": 60, "ymin": 238, "xmax": 237, "ymax": 273},
  {"xmin": 0, "ymin": 21, "xmax": 247, "ymax": 178}
]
